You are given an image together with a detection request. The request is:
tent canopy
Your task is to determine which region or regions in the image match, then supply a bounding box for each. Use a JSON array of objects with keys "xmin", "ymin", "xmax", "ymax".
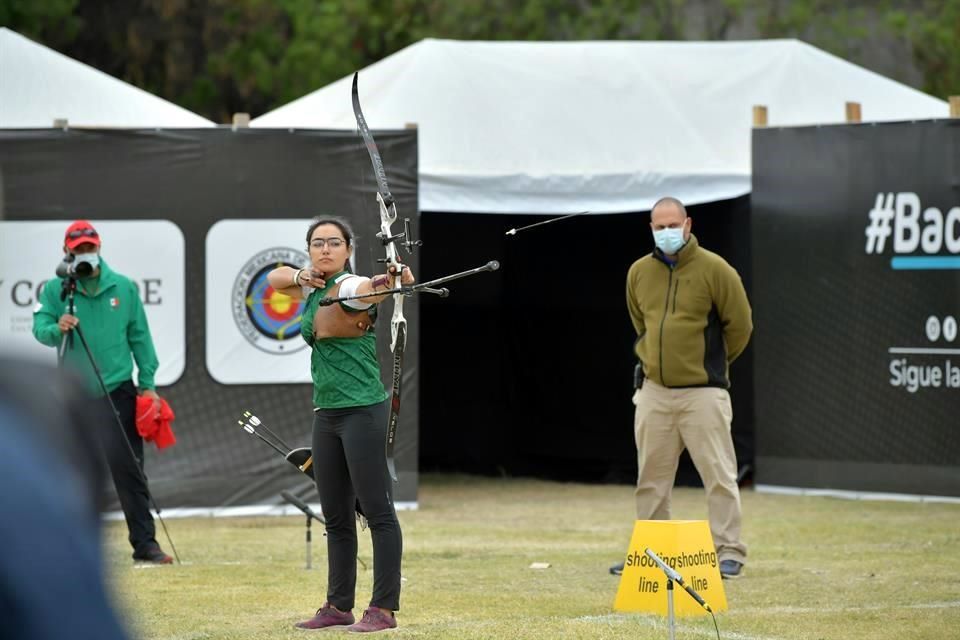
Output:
[
  {"xmin": 252, "ymin": 39, "xmax": 947, "ymax": 214},
  {"xmin": 0, "ymin": 27, "xmax": 214, "ymax": 128}
]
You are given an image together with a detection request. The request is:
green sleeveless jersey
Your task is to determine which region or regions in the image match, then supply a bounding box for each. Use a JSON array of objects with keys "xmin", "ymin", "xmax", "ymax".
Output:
[{"xmin": 300, "ymin": 273, "xmax": 388, "ymax": 408}]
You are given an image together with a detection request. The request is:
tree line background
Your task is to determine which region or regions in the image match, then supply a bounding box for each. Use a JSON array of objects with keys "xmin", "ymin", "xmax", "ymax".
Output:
[{"xmin": 2, "ymin": 0, "xmax": 956, "ymax": 122}]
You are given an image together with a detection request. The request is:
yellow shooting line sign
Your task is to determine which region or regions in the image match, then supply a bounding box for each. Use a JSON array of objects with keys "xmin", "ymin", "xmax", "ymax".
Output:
[{"xmin": 613, "ymin": 520, "xmax": 727, "ymax": 617}]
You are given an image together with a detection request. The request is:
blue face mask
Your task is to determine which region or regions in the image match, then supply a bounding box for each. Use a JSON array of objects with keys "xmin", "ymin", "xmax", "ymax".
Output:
[
  {"xmin": 74, "ymin": 252, "xmax": 100, "ymax": 272},
  {"xmin": 652, "ymin": 227, "xmax": 686, "ymax": 255}
]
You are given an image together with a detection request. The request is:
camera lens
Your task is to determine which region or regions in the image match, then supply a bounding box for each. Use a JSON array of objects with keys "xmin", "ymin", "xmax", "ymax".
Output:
[
  {"xmin": 74, "ymin": 261, "xmax": 93, "ymax": 277},
  {"xmin": 55, "ymin": 256, "xmax": 93, "ymax": 279}
]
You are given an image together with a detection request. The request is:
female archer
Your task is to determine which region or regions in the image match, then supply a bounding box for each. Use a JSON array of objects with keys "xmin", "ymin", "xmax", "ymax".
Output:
[{"xmin": 267, "ymin": 216, "xmax": 413, "ymax": 633}]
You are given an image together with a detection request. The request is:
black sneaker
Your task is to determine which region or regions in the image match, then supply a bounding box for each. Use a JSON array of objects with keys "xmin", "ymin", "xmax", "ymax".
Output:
[
  {"xmin": 133, "ymin": 547, "xmax": 173, "ymax": 565},
  {"xmin": 609, "ymin": 561, "xmax": 624, "ymax": 576},
  {"xmin": 719, "ymin": 559, "xmax": 742, "ymax": 579}
]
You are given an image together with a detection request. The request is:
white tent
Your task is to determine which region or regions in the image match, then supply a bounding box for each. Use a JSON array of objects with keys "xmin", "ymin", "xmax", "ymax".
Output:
[
  {"xmin": 252, "ymin": 39, "xmax": 948, "ymax": 214},
  {"xmin": 0, "ymin": 27, "xmax": 214, "ymax": 128}
]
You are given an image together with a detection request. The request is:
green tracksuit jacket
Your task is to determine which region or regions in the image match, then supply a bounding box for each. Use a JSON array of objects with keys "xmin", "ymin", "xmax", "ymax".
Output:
[
  {"xmin": 626, "ymin": 235, "xmax": 752, "ymax": 389},
  {"xmin": 32, "ymin": 259, "xmax": 159, "ymax": 396}
]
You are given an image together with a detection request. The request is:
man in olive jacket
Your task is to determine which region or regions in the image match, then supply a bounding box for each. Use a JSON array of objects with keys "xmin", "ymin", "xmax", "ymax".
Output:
[
  {"xmin": 32, "ymin": 220, "xmax": 172, "ymax": 564},
  {"xmin": 625, "ymin": 197, "xmax": 752, "ymax": 579}
]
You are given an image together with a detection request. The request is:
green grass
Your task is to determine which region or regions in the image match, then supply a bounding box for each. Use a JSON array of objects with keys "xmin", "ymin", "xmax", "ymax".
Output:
[{"xmin": 105, "ymin": 474, "xmax": 960, "ymax": 639}]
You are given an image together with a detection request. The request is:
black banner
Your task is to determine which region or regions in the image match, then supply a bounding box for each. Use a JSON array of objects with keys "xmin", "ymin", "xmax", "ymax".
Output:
[
  {"xmin": 0, "ymin": 127, "xmax": 421, "ymax": 507},
  {"xmin": 752, "ymin": 120, "xmax": 960, "ymax": 496},
  {"xmin": 418, "ymin": 197, "xmax": 754, "ymax": 486}
]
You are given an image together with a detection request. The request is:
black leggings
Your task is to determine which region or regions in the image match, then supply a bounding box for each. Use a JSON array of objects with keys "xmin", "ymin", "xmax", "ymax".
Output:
[{"xmin": 312, "ymin": 400, "xmax": 402, "ymax": 611}]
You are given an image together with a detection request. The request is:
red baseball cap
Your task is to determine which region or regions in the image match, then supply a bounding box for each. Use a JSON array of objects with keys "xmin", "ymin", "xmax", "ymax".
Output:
[{"xmin": 64, "ymin": 220, "xmax": 101, "ymax": 250}]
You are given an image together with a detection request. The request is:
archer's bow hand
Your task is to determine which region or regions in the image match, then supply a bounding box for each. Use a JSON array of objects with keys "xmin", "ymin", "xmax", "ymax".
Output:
[{"xmin": 388, "ymin": 263, "xmax": 416, "ymax": 286}]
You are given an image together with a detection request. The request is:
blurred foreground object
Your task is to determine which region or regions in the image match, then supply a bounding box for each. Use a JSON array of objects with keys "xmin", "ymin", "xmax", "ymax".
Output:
[{"xmin": 0, "ymin": 358, "xmax": 130, "ymax": 640}]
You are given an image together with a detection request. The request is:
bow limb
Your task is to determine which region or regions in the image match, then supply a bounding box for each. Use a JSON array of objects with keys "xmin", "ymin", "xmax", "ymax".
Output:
[{"xmin": 355, "ymin": 73, "xmax": 407, "ymax": 483}]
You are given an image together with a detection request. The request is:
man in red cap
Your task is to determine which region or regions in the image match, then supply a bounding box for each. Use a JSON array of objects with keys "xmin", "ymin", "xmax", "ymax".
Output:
[{"xmin": 32, "ymin": 220, "xmax": 173, "ymax": 564}]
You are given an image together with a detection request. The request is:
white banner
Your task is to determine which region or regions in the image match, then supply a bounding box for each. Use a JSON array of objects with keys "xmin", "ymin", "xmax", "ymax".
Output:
[
  {"xmin": 0, "ymin": 220, "xmax": 186, "ymax": 386},
  {"xmin": 205, "ymin": 220, "xmax": 316, "ymax": 384}
]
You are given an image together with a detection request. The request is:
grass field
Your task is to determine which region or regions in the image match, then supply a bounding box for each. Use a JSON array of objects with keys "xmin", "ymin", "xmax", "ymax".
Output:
[{"xmin": 105, "ymin": 474, "xmax": 960, "ymax": 639}]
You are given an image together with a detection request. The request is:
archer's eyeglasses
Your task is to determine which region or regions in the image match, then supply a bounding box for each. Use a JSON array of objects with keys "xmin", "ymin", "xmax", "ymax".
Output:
[{"xmin": 310, "ymin": 237, "xmax": 346, "ymax": 249}]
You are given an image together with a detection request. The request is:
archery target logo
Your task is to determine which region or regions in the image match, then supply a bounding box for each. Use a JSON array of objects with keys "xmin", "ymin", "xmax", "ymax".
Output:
[{"xmin": 231, "ymin": 247, "xmax": 309, "ymax": 354}]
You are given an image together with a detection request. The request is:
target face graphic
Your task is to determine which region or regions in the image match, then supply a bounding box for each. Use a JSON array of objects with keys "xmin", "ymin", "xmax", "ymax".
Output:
[{"xmin": 231, "ymin": 247, "xmax": 310, "ymax": 354}]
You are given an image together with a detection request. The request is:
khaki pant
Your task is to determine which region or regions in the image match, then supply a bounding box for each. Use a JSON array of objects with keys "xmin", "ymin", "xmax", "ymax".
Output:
[{"xmin": 633, "ymin": 379, "xmax": 746, "ymax": 563}]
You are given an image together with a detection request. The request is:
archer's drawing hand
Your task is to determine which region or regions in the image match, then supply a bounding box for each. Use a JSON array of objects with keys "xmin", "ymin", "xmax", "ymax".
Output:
[{"xmin": 299, "ymin": 270, "xmax": 326, "ymax": 289}]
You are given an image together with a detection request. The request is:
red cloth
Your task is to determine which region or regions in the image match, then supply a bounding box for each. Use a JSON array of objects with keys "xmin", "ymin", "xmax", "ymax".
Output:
[{"xmin": 135, "ymin": 396, "xmax": 176, "ymax": 449}]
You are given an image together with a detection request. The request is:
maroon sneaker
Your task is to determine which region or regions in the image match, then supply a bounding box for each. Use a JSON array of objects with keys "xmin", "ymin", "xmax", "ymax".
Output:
[
  {"xmin": 345, "ymin": 608, "xmax": 397, "ymax": 633},
  {"xmin": 294, "ymin": 603, "xmax": 355, "ymax": 630}
]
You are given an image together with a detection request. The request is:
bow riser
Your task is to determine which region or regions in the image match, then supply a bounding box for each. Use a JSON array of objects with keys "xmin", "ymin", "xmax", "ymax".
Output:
[{"xmin": 375, "ymin": 192, "xmax": 406, "ymax": 352}]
